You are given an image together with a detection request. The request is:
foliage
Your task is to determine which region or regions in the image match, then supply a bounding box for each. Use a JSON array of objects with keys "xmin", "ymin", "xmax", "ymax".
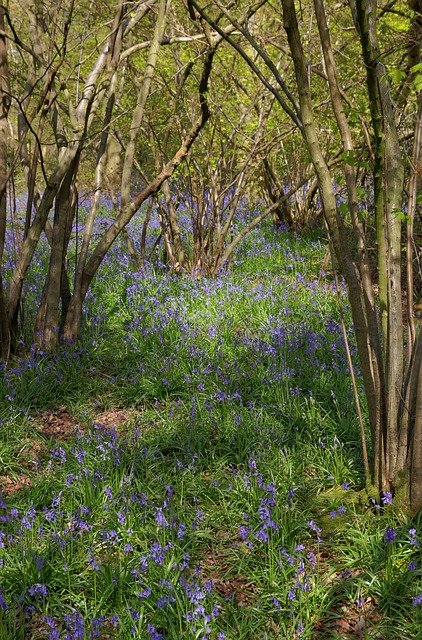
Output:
[{"xmin": 0, "ymin": 215, "xmax": 421, "ymax": 639}]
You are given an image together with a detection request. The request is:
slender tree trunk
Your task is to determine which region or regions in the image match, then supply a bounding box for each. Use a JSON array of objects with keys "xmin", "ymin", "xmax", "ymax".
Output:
[
  {"xmin": 410, "ymin": 331, "xmax": 422, "ymax": 511},
  {"xmin": 406, "ymin": 94, "xmax": 422, "ymax": 349},
  {"xmin": 352, "ymin": 0, "xmax": 405, "ymax": 489},
  {"xmin": 0, "ymin": 7, "xmax": 11, "ymax": 361},
  {"xmin": 281, "ymin": 0, "xmax": 387, "ymax": 488},
  {"xmin": 34, "ymin": 156, "xmax": 79, "ymax": 349}
]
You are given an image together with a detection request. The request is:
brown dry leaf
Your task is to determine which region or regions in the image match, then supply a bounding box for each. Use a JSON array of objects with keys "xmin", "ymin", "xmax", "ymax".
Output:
[
  {"xmin": 0, "ymin": 474, "xmax": 31, "ymax": 495},
  {"xmin": 95, "ymin": 408, "xmax": 137, "ymax": 429},
  {"xmin": 212, "ymin": 574, "xmax": 257, "ymax": 606},
  {"xmin": 35, "ymin": 410, "xmax": 82, "ymax": 439},
  {"xmin": 354, "ymin": 616, "xmax": 366, "ymax": 637},
  {"xmin": 337, "ymin": 618, "xmax": 354, "ymax": 631}
]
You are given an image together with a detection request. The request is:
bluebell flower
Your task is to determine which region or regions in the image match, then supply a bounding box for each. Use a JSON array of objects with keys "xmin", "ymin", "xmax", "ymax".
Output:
[
  {"xmin": 239, "ymin": 525, "xmax": 249, "ymax": 540},
  {"xmin": 63, "ymin": 610, "xmax": 85, "ymax": 640},
  {"xmin": 139, "ymin": 556, "xmax": 149, "ymax": 573},
  {"xmin": 137, "ymin": 587, "xmax": 152, "ymax": 599},
  {"xmin": 89, "ymin": 616, "xmax": 104, "ymax": 639},
  {"xmin": 116, "ymin": 511, "xmax": 126, "ymax": 525},
  {"xmin": 88, "ymin": 554, "xmax": 100, "ymax": 571},
  {"xmin": 147, "ymin": 623, "xmax": 163, "ymax": 639},
  {"xmin": 157, "ymin": 595, "xmax": 169, "ymax": 608},
  {"xmin": 155, "ymin": 507, "xmax": 168, "ymax": 528},
  {"xmin": 28, "ymin": 583, "xmax": 48, "ymax": 598},
  {"xmin": 65, "ymin": 474, "xmax": 75, "ymax": 487},
  {"xmin": 384, "ymin": 527, "xmax": 397, "ymax": 544},
  {"xmin": 255, "ymin": 528, "xmax": 269, "ymax": 543},
  {"xmin": 50, "ymin": 447, "xmax": 67, "ymax": 463},
  {"xmin": 109, "ymin": 614, "xmax": 120, "ymax": 628},
  {"xmin": 409, "ymin": 528, "xmax": 420, "ymax": 547},
  {"xmin": 412, "ymin": 593, "xmax": 422, "ymax": 606}
]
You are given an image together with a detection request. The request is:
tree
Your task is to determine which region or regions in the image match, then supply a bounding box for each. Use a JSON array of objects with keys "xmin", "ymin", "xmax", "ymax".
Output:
[
  {"xmin": 190, "ymin": 0, "xmax": 422, "ymax": 512},
  {"xmin": 0, "ymin": 0, "xmax": 216, "ymax": 350},
  {"xmin": 0, "ymin": 6, "xmax": 11, "ymax": 361}
]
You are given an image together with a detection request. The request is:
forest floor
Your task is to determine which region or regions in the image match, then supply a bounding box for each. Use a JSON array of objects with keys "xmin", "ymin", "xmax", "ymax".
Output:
[{"xmin": 1, "ymin": 216, "xmax": 421, "ymax": 639}]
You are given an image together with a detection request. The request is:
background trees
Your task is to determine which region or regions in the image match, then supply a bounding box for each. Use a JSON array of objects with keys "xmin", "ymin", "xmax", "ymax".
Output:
[{"xmin": 190, "ymin": 0, "xmax": 422, "ymax": 511}]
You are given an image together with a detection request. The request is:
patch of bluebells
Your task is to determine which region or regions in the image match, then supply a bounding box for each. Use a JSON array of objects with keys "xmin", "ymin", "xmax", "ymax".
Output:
[{"xmin": 0, "ymin": 423, "xmax": 225, "ymax": 637}]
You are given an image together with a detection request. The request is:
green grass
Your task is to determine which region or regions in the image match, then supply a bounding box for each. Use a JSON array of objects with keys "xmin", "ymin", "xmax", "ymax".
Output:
[{"xmin": 0, "ymin": 221, "xmax": 421, "ymax": 639}]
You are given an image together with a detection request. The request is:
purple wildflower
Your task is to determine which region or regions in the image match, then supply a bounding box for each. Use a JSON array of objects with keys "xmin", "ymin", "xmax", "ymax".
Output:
[
  {"xmin": 109, "ymin": 614, "xmax": 120, "ymax": 628},
  {"xmin": 147, "ymin": 623, "xmax": 163, "ymax": 639},
  {"xmin": 89, "ymin": 616, "xmax": 104, "ymax": 639},
  {"xmin": 239, "ymin": 525, "xmax": 249, "ymax": 541},
  {"xmin": 63, "ymin": 611, "xmax": 85, "ymax": 640},
  {"xmin": 138, "ymin": 587, "xmax": 152, "ymax": 599},
  {"xmin": 28, "ymin": 583, "xmax": 48, "ymax": 598},
  {"xmin": 155, "ymin": 507, "xmax": 168, "ymax": 528},
  {"xmin": 50, "ymin": 447, "xmax": 67, "ymax": 463},
  {"xmin": 255, "ymin": 528, "xmax": 269, "ymax": 543},
  {"xmin": 116, "ymin": 511, "xmax": 126, "ymax": 525},
  {"xmin": 381, "ymin": 492, "xmax": 393, "ymax": 505},
  {"xmin": 88, "ymin": 554, "xmax": 101, "ymax": 571},
  {"xmin": 384, "ymin": 526, "xmax": 397, "ymax": 544},
  {"xmin": 412, "ymin": 593, "xmax": 422, "ymax": 606},
  {"xmin": 409, "ymin": 528, "xmax": 420, "ymax": 547}
]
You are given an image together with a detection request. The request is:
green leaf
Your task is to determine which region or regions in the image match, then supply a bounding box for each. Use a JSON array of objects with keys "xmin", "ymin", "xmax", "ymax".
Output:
[
  {"xmin": 410, "ymin": 62, "xmax": 422, "ymax": 74},
  {"xmin": 341, "ymin": 150, "xmax": 357, "ymax": 167},
  {"xmin": 388, "ymin": 67, "xmax": 405, "ymax": 85},
  {"xmin": 393, "ymin": 208, "xmax": 409, "ymax": 223}
]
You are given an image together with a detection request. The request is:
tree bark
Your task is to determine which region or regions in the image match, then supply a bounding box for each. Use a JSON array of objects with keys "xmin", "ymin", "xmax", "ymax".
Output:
[{"xmin": 0, "ymin": 6, "xmax": 11, "ymax": 361}]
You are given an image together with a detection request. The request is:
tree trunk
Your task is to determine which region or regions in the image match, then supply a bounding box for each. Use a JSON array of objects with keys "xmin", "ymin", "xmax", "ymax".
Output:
[
  {"xmin": 34, "ymin": 157, "xmax": 79, "ymax": 349},
  {"xmin": 0, "ymin": 7, "xmax": 11, "ymax": 361}
]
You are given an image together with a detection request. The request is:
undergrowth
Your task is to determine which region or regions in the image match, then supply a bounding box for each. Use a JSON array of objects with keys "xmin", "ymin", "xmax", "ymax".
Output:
[{"xmin": 1, "ymin": 213, "xmax": 421, "ymax": 639}]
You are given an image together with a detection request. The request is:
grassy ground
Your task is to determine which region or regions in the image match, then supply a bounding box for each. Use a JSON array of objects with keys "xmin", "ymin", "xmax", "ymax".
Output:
[{"xmin": 1, "ymin": 214, "xmax": 421, "ymax": 639}]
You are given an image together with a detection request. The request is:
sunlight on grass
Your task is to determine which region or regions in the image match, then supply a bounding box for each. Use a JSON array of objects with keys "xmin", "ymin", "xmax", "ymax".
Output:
[{"xmin": 1, "ymin": 213, "xmax": 421, "ymax": 639}]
